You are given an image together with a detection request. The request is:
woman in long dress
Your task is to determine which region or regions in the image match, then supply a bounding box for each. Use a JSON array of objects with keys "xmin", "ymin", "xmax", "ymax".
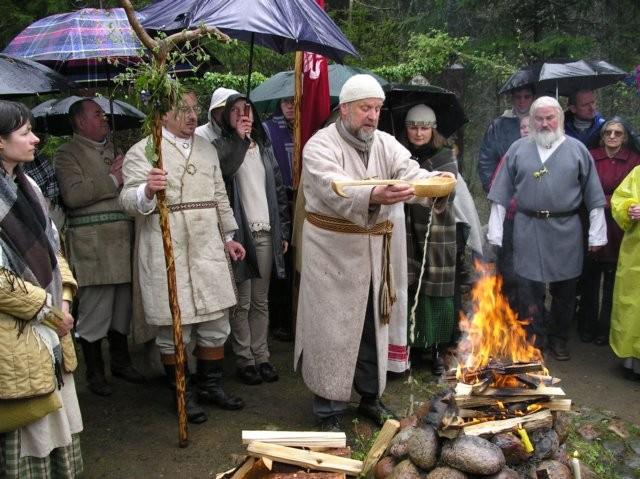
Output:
[
  {"xmin": 0, "ymin": 100, "xmax": 83, "ymax": 478},
  {"xmin": 400, "ymin": 104, "xmax": 458, "ymax": 375}
]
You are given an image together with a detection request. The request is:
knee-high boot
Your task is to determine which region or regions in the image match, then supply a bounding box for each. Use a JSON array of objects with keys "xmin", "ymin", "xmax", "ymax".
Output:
[
  {"xmin": 78, "ymin": 337, "xmax": 112, "ymax": 396},
  {"xmin": 107, "ymin": 330, "xmax": 145, "ymax": 383},
  {"xmin": 195, "ymin": 346, "xmax": 244, "ymax": 410},
  {"xmin": 161, "ymin": 353, "xmax": 207, "ymax": 424}
]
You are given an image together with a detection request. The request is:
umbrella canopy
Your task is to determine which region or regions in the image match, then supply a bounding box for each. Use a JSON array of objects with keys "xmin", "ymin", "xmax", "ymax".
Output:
[
  {"xmin": 250, "ymin": 64, "xmax": 388, "ymax": 114},
  {"xmin": 379, "ymin": 84, "xmax": 468, "ymax": 139},
  {"xmin": 139, "ymin": 0, "xmax": 358, "ymax": 63},
  {"xmin": 499, "ymin": 59, "xmax": 627, "ymax": 96},
  {"xmin": 32, "ymin": 96, "xmax": 145, "ymax": 136},
  {"xmin": 0, "ymin": 54, "xmax": 72, "ymax": 98}
]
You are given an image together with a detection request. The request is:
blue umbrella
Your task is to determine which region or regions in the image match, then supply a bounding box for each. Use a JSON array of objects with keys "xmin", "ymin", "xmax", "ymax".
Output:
[{"xmin": 139, "ymin": 0, "xmax": 358, "ymax": 63}]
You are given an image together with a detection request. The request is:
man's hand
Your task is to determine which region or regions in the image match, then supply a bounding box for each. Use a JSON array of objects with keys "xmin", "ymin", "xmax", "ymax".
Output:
[
  {"xmin": 370, "ymin": 183, "xmax": 415, "ymax": 205},
  {"xmin": 282, "ymin": 240, "xmax": 289, "ymax": 254},
  {"xmin": 628, "ymin": 204, "xmax": 640, "ymax": 221},
  {"xmin": 145, "ymin": 168, "xmax": 168, "ymax": 200},
  {"xmin": 225, "ymin": 240, "xmax": 246, "ymax": 261},
  {"xmin": 234, "ymin": 116, "xmax": 252, "ymax": 139},
  {"xmin": 110, "ymin": 154, "xmax": 125, "ymax": 186},
  {"xmin": 435, "ymin": 171, "xmax": 456, "ymax": 179}
]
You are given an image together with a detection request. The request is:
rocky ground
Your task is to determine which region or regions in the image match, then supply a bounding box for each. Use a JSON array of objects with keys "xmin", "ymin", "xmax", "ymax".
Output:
[{"xmin": 77, "ymin": 332, "xmax": 640, "ymax": 478}]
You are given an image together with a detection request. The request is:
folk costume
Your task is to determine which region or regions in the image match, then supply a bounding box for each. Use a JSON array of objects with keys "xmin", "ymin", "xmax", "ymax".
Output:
[
  {"xmin": 55, "ymin": 133, "xmax": 142, "ymax": 396},
  {"xmin": 488, "ymin": 133, "xmax": 606, "ymax": 356},
  {"xmin": 121, "ymin": 129, "xmax": 244, "ymax": 421}
]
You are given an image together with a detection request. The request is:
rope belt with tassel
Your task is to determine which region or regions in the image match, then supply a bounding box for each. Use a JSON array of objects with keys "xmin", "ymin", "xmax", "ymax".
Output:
[{"xmin": 305, "ymin": 212, "xmax": 396, "ymax": 324}]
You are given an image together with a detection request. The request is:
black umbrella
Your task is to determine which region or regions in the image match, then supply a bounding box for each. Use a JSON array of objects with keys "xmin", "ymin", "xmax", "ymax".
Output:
[
  {"xmin": 379, "ymin": 84, "xmax": 468, "ymax": 138},
  {"xmin": 0, "ymin": 54, "xmax": 72, "ymax": 98},
  {"xmin": 32, "ymin": 96, "xmax": 145, "ymax": 136},
  {"xmin": 499, "ymin": 59, "xmax": 627, "ymax": 96}
]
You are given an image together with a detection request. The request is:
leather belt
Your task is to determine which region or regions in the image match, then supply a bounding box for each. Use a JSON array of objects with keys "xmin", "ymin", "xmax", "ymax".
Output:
[
  {"xmin": 67, "ymin": 210, "xmax": 132, "ymax": 227},
  {"xmin": 517, "ymin": 207, "xmax": 580, "ymax": 219}
]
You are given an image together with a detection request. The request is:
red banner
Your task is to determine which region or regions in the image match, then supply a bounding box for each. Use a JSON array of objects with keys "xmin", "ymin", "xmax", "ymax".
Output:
[{"xmin": 300, "ymin": 0, "xmax": 330, "ymax": 148}]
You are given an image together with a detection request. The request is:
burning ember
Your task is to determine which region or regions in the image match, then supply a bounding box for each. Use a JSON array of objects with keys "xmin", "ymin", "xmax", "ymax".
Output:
[{"xmin": 455, "ymin": 261, "xmax": 544, "ymax": 384}]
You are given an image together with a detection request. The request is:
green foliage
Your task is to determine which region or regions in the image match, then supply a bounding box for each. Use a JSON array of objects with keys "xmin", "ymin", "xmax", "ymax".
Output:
[{"xmin": 350, "ymin": 419, "xmax": 378, "ymax": 461}]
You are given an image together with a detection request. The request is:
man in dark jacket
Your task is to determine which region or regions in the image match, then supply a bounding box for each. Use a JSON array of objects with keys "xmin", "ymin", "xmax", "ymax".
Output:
[
  {"xmin": 564, "ymin": 89, "xmax": 606, "ymax": 149},
  {"xmin": 477, "ymin": 86, "xmax": 534, "ymax": 194}
]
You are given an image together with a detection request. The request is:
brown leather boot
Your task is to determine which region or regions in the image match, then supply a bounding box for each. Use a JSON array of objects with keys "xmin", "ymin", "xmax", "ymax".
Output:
[{"xmin": 161, "ymin": 353, "xmax": 207, "ymax": 424}]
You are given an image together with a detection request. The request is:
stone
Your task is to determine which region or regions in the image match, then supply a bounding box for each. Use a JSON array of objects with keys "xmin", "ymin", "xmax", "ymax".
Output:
[
  {"xmin": 552, "ymin": 412, "xmax": 571, "ymax": 443},
  {"xmin": 441, "ymin": 435, "xmax": 505, "ymax": 475},
  {"xmin": 531, "ymin": 428, "xmax": 560, "ymax": 461},
  {"xmin": 535, "ymin": 460, "xmax": 572, "ymax": 479},
  {"xmin": 491, "ymin": 432, "xmax": 531, "ymax": 465},
  {"xmin": 623, "ymin": 452, "xmax": 640, "ymax": 470},
  {"xmin": 425, "ymin": 466, "xmax": 467, "ymax": 479},
  {"xmin": 388, "ymin": 459, "xmax": 423, "ymax": 479},
  {"xmin": 484, "ymin": 467, "xmax": 520, "ymax": 479},
  {"xmin": 629, "ymin": 438, "xmax": 640, "ymax": 455},
  {"xmin": 407, "ymin": 425, "xmax": 439, "ymax": 471},
  {"xmin": 388, "ymin": 426, "xmax": 414, "ymax": 459},
  {"xmin": 576, "ymin": 423, "xmax": 600, "ymax": 441},
  {"xmin": 602, "ymin": 439, "xmax": 626, "ymax": 459},
  {"xmin": 613, "ymin": 464, "xmax": 636, "ymax": 479},
  {"xmin": 374, "ymin": 456, "xmax": 397, "ymax": 479}
]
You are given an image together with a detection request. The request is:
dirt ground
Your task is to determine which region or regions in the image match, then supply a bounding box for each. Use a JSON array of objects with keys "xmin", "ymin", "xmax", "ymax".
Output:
[{"xmin": 77, "ymin": 331, "xmax": 640, "ymax": 478}]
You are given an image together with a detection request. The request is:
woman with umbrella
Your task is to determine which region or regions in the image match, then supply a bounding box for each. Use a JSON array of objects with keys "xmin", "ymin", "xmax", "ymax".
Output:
[
  {"xmin": 580, "ymin": 118, "xmax": 640, "ymax": 346},
  {"xmin": 214, "ymin": 94, "xmax": 291, "ymax": 386},
  {"xmin": 400, "ymin": 104, "xmax": 458, "ymax": 375},
  {"xmin": 0, "ymin": 100, "xmax": 83, "ymax": 478}
]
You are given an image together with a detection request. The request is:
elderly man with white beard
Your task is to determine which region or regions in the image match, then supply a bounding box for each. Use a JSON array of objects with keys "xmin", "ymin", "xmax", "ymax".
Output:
[
  {"xmin": 294, "ymin": 74, "xmax": 455, "ymax": 431},
  {"xmin": 487, "ymin": 96, "xmax": 607, "ymax": 361}
]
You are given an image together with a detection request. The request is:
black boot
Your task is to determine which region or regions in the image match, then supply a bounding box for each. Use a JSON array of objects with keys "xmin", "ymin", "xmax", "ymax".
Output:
[
  {"xmin": 431, "ymin": 344, "xmax": 445, "ymax": 376},
  {"xmin": 78, "ymin": 338, "xmax": 112, "ymax": 396},
  {"xmin": 162, "ymin": 358, "xmax": 207, "ymax": 424},
  {"xmin": 107, "ymin": 330, "xmax": 145, "ymax": 384},
  {"xmin": 196, "ymin": 359, "xmax": 245, "ymax": 410}
]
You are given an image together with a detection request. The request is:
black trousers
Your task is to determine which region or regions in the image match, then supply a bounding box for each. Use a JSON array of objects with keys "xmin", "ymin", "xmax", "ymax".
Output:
[
  {"xmin": 579, "ymin": 257, "xmax": 615, "ymax": 339},
  {"xmin": 517, "ymin": 275, "xmax": 578, "ymax": 346},
  {"xmin": 313, "ymin": 287, "xmax": 378, "ymax": 418}
]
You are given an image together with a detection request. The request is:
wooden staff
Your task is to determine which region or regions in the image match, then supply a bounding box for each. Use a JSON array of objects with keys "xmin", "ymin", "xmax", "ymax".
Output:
[{"xmin": 119, "ymin": 0, "xmax": 228, "ymax": 448}]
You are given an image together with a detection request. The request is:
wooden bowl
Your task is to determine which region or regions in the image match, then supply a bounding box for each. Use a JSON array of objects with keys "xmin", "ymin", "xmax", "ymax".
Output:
[{"xmin": 411, "ymin": 176, "xmax": 457, "ymax": 197}]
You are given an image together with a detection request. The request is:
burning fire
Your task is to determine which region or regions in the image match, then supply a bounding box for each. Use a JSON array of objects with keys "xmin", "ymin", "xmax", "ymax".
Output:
[{"xmin": 456, "ymin": 261, "xmax": 543, "ymax": 380}]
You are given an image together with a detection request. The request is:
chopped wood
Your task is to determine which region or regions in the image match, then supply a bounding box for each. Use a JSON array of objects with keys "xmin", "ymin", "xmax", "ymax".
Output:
[
  {"xmin": 305, "ymin": 447, "xmax": 351, "ymax": 456},
  {"xmin": 514, "ymin": 374, "xmax": 541, "ymax": 389},
  {"xmin": 360, "ymin": 419, "xmax": 400, "ymax": 478},
  {"xmin": 445, "ymin": 361, "xmax": 545, "ymax": 381},
  {"xmin": 242, "ymin": 431, "xmax": 346, "ymax": 448},
  {"xmin": 247, "ymin": 442, "xmax": 363, "ymax": 476},
  {"xmin": 463, "ymin": 409, "xmax": 553, "ymax": 436},
  {"xmin": 266, "ymin": 473, "xmax": 346, "ymax": 479},
  {"xmin": 475, "ymin": 386, "xmax": 565, "ymax": 397},
  {"xmin": 544, "ymin": 399, "xmax": 572, "ymax": 411},
  {"xmin": 454, "ymin": 395, "xmax": 547, "ymax": 408},
  {"xmin": 234, "ymin": 457, "xmax": 273, "ymax": 479}
]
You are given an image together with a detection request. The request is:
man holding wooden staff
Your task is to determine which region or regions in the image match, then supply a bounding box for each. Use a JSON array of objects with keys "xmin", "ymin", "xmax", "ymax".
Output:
[
  {"xmin": 294, "ymin": 74, "xmax": 454, "ymax": 431},
  {"xmin": 120, "ymin": 91, "xmax": 246, "ymax": 424}
]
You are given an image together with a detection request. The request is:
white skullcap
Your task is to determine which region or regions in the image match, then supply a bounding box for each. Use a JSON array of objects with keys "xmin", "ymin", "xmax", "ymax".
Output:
[
  {"xmin": 208, "ymin": 87, "xmax": 240, "ymax": 112},
  {"xmin": 339, "ymin": 74, "xmax": 385, "ymax": 104},
  {"xmin": 405, "ymin": 104, "xmax": 437, "ymax": 128}
]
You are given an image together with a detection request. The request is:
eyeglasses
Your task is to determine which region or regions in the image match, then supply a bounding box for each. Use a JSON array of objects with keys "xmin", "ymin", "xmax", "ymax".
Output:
[
  {"xmin": 177, "ymin": 105, "xmax": 202, "ymax": 115},
  {"xmin": 603, "ymin": 129, "xmax": 624, "ymax": 138}
]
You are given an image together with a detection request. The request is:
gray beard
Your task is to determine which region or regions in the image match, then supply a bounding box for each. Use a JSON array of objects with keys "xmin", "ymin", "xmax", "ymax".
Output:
[
  {"xmin": 343, "ymin": 116, "xmax": 375, "ymax": 142},
  {"xmin": 532, "ymin": 129, "xmax": 562, "ymax": 148}
]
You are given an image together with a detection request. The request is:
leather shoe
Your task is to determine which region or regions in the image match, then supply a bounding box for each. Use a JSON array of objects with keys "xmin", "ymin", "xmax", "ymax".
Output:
[
  {"xmin": 579, "ymin": 330, "xmax": 594, "ymax": 343},
  {"xmin": 318, "ymin": 414, "xmax": 343, "ymax": 432},
  {"xmin": 87, "ymin": 375, "xmax": 112, "ymax": 397},
  {"xmin": 236, "ymin": 365, "xmax": 263, "ymax": 385},
  {"xmin": 357, "ymin": 398, "xmax": 397, "ymax": 427},
  {"xmin": 550, "ymin": 340, "xmax": 570, "ymax": 361},
  {"xmin": 111, "ymin": 365, "xmax": 146, "ymax": 384},
  {"xmin": 257, "ymin": 362, "xmax": 279, "ymax": 382}
]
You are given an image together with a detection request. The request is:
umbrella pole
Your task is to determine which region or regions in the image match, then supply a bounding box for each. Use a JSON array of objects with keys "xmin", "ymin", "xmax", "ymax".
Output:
[
  {"xmin": 105, "ymin": 61, "xmax": 119, "ymax": 156},
  {"xmin": 292, "ymin": 51, "xmax": 303, "ymax": 190},
  {"xmin": 246, "ymin": 33, "xmax": 255, "ymax": 98}
]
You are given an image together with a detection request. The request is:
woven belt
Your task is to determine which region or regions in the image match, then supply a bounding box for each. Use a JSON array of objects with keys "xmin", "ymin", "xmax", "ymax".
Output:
[
  {"xmin": 517, "ymin": 207, "xmax": 580, "ymax": 219},
  {"xmin": 152, "ymin": 200, "xmax": 218, "ymax": 214},
  {"xmin": 306, "ymin": 212, "xmax": 396, "ymax": 324},
  {"xmin": 67, "ymin": 210, "xmax": 132, "ymax": 228}
]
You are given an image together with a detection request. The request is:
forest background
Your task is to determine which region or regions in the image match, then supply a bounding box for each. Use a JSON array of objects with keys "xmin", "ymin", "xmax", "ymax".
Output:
[{"xmin": 1, "ymin": 0, "xmax": 639, "ymax": 213}]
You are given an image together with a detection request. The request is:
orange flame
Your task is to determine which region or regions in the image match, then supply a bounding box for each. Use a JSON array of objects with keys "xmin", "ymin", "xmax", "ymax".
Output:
[{"xmin": 457, "ymin": 261, "xmax": 543, "ymax": 375}]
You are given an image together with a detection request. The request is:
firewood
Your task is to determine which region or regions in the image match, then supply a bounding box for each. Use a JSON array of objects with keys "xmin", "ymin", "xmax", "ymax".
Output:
[
  {"xmin": 462, "ymin": 410, "xmax": 553, "ymax": 437},
  {"xmin": 361, "ymin": 419, "xmax": 400, "ymax": 478},
  {"xmin": 242, "ymin": 431, "xmax": 346, "ymax": 448},
  {"xmin": 477, "ymin": 386, "xmax": 565, "ymax": 397},
  {"xmin": 265, "ymin": 473, "xmax": 345, "ymax": 478},
  {"xmin": 246, "ymin": 442, "xmax": 363, "ymax": 475},
  {"xmin": 235, "ymin": 457, "xmax": 273, "ymax": 479}
]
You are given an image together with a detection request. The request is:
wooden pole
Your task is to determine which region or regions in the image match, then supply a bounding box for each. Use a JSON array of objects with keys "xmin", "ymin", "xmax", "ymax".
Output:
[{"xmin": 292, "ymin": 51, "xmax": 303, "ymax": 190}]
